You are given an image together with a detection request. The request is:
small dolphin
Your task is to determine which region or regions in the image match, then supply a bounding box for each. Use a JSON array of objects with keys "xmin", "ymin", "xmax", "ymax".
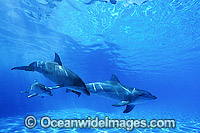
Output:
[
  {"xmin": 11, "ymin": 53, "xmax": 90, "ymax": 96},
  {"xmin": 86, "ymin": 74, "xmax": 157, "ymax": 113},
  {"xmin": 84, "ymin": 0, "xmax": 117, "ymax": 5},
  {"xmin": 21, "ymin": 80, "xmax": 57, "ymax": 98}
]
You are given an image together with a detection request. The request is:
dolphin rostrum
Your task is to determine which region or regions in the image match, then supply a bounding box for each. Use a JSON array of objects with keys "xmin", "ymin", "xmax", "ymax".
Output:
[{"xmin": 11, "ymin": 53, "xmax": 90, "ymax": 96}]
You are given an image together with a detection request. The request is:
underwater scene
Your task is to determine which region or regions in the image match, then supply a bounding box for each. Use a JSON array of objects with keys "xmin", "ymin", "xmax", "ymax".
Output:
[{"xmin": 0, "ymin": 0, "xmax": 200, "ymax": 132}]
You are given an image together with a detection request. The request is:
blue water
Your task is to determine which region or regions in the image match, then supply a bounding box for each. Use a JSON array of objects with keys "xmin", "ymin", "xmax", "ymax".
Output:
[{"xmin": 0, "ymin": 0, "xmax": 200, "ymax": 132}]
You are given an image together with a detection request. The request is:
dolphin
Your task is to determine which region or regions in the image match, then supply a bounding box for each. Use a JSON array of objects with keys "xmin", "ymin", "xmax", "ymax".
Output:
[
  {"xmin": 84, "ymin": 0, "xmax": 117, "ymax": 5},
  {"xmin": 11, "ymin": 53, "xmax": 90, "ymax": 96},
  {"xmin": 85, "ymin": 74, "xmax": 157, "ymax": 113},
  {"xmin": 21, "ymin": 80, "xmax": 56, "ymax": 98}
]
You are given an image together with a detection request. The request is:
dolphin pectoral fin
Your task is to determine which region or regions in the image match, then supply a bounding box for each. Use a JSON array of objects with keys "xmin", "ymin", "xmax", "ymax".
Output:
[
  {"xmin": 71, "ymin": 90, "xmax": 81, "ymax": 97},
  {"xmin": 28, "ymin": 93, "xmax": 38, "ymax": 98},
  {"xmin": 57, "ymin": 84, "xmax": 64, "ymax": 87},
  {"xmin": 112, "ymin": 101, "xmax": 129, "ymax": 107},
  {"xmin": 11, "ymin": 66, "xmax": 33, "ymax": 71},
  {"xmin": 123, "ymin": 105, "xmax": 135, "ymax": 113},
  {"xmin": 65, "ymin": 88, "xmax": 81, "ymax": 97},
  {"xmin": 54, "ymin": 53, "xmax": 62, "ymax": 66}
]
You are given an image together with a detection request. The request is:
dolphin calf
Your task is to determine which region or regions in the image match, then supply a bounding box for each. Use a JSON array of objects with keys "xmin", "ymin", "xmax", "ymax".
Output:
[
  {"xmin": 11, "ymin": 53, "xmax": 90, "ymax": 96},
  {"xmin": 21, "ymin": 80, "xmax": 56, "ymax": 98},
  {"xmin": 85, "ymin": 74, "xmax": 157, "ymax": 113}
]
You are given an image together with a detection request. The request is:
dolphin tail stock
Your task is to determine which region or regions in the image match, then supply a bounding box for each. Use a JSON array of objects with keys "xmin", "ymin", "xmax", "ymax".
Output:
[{"xmin": 123, "ymin": 105, "xmax": 135, "ymax": 113}]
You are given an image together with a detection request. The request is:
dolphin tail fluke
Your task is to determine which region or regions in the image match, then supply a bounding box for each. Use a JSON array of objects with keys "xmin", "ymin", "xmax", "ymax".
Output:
[
  {"xmin": 11, "ymin": 66, "xmax": 34, "ymax": 71},
  {"xmin": 123, "ymin": 105, "xmax": 135, "ymax": 113},
  {"xmin": 66, "ymin": 88, "xmax": 82, "ymax": 97}
]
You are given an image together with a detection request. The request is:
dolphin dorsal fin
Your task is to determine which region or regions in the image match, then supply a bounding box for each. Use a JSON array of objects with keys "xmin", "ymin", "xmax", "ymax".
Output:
[
  {"xmin": 110, "ymin": 74, "xmax": 120, "ymax": 83},
  {"xmin": 54, "ymin": 53, "xmax": 62, "ymax": 66}
]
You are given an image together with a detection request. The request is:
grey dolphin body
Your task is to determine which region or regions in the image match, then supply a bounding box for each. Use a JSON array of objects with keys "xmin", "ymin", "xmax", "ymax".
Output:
[
  {"xmin": 86, "ymin": 74, "xmax": 157, "ymax": 113},
  {"xmin": 11, "ymin": 53, "xmax": 90, "ymax": 96},
  {"xmin": 21, "ymin": 80, "xmax": 54, "ymax": 98}
]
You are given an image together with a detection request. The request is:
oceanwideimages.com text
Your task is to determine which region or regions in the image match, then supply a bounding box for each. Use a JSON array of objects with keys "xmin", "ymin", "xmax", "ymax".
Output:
[{"xmin": 24, "ymin": 115, "xmax": 176, "ymax": 131}]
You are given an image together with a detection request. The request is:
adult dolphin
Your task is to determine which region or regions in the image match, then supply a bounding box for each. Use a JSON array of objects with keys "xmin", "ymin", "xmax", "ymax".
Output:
[
  {"xmin": 11, "ymin": 53, "xmax": 90, "ymax": 96},
  {"xmin": 85, "ymin": 74, "xmax": 156, "ymax": 113}
]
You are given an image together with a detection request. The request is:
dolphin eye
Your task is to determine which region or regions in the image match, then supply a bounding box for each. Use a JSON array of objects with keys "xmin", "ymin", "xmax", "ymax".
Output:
[{"xmin": 138, "ymin": 94, "xmax": 144, "ymax": 96}]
